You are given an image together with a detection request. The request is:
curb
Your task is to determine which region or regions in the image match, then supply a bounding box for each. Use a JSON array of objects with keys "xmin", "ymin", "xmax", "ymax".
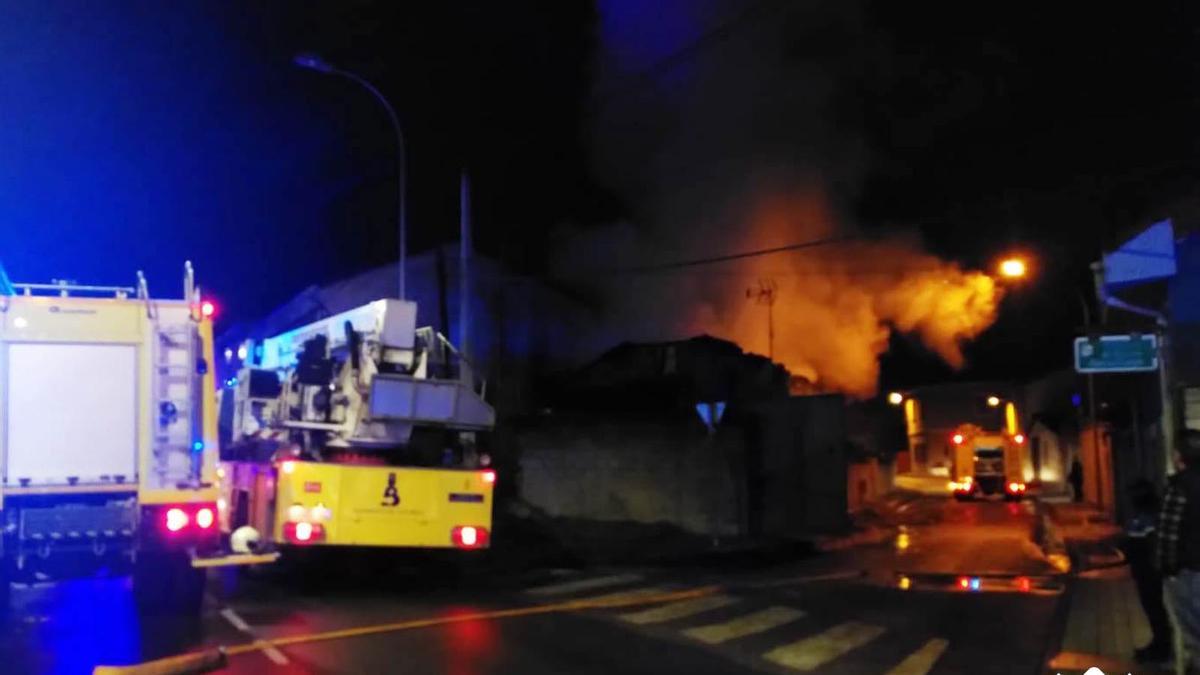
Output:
[{"xmin": 1034, "ymin": 503, "xmax": 1072, "ymax": 574}]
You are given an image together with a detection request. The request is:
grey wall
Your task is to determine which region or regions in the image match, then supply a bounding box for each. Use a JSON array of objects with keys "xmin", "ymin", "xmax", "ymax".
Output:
[
  {"xmin": 516, "ymin": 416, "xmax": 743, "ymax": 536},
  {"xmin": 515, "ymin": 394, "xmax": 849, "ymax": 538}
]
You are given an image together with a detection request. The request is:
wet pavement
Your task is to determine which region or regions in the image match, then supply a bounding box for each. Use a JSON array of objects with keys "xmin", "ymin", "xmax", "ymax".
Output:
[{"xmin": 0, "ymin": 496, "xmax": 1069, "ymax": 674}]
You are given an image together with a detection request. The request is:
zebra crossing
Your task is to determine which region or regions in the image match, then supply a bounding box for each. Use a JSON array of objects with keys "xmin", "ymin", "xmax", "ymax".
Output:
[{"xmin": 523, "ymin": 572, "xmax": 952, "ymax": 674}]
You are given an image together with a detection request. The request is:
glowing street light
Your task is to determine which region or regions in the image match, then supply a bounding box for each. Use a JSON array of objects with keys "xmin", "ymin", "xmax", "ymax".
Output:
[
  {"xmin": 888, "ymin": 392, "xmax": 904, "ymax": 406},
  {"xmin": 986, "ymin": 395, "xmax": 1001, "ymax": 407},
  {"xmin": 999, "ymin": 257, "xmax": 1027, "ymax": 279}
]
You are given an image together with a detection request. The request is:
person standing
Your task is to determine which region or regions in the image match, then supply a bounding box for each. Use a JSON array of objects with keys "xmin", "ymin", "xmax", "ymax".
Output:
[
  {"xmin": 1124, "ymin": 479, "xmax": 1172, "ymax": 663},
  {"xmin": 1157, "ymin": 430, "xmax": 1200, "ymax": 675},
  {"xmin": 1069, "ymin": 456, "xmax": 1085, "ymax": 502}
]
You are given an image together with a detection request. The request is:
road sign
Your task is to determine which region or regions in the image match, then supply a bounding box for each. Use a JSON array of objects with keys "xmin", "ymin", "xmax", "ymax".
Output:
[
  {"xmin": 1103, "ymin": 219, "xmax": 1176, "ymax": 289},
  {"xmin": 1074, "ymin": 334, "xmax": 1158, "ymax": 373},
  {"xmin": 694, "ymin": 401, "xmax": 726, "ymax": 433}
]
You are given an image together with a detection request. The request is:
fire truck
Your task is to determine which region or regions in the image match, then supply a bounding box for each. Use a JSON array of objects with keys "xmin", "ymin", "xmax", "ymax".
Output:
[
  {"xmin": 948, "ymin": 422, "xmax": 1028, "ymax": 501},
  {"xmin": 218, "ymin": 298, "xmax": 495, "ymax": 556},
  {"xmin": 0, "ymin": 264, "xmax": 274, "ymax": 615}
]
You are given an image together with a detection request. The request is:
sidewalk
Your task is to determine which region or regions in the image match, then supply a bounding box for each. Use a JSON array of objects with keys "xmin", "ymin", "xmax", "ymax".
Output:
[
  {"xmin": 1046, "ymin": 503, "xmax": 1169, "ymax": 674},
  {"xmin": 1049, "ymin": 565, "xmax": 1168, "ymax": 674}
]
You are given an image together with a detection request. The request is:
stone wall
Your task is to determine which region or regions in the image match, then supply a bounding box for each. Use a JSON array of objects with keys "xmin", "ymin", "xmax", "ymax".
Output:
[{"xmin": 515, "ymin": 416, "xmax": 744, "ymax": 536}]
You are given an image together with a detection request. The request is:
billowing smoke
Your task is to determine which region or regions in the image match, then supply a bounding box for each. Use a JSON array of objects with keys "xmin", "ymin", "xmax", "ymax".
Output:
[
  {"xmin": 554, "ymin": 186, "xmax": 1001, "ymax": 398},
  {"xmin": 564, "ymin": 0, "xmax": 1002, "ymax": 396}
]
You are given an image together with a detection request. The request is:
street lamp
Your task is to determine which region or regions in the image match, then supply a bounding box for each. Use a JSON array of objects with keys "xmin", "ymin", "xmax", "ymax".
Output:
[
  {"xmin": 986, "ymin": 395, "xmax": 1001, "ymax": 408},
  {"xmin": 887, "ymin": 392, "xmax": 904, "ymax": 406},
  {"xmin": 999, "ymin": 257, "xmax": 1027, "ymax": 279},
  {"xmin": 294, "ymin": 52, "xmax": 408, "ymax": 300}
]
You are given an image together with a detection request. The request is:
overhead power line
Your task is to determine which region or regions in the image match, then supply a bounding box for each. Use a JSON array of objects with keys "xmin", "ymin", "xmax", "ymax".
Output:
[{"xmin": 610, "ymin": 234, "xmax": 860, "ymax": 274}]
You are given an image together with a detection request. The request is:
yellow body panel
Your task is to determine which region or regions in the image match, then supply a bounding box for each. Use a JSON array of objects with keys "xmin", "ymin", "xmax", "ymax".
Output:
[
  {"xmin": 0, "ymin": 293, "xmax": 218, "ymax": 505},
  {"xmin": 275, "ymin": 461, "xmax": 493, "ymax": 548},
  {"xmin": 1, "ymin": 296, "xmax": 145, "ymax": 344}
]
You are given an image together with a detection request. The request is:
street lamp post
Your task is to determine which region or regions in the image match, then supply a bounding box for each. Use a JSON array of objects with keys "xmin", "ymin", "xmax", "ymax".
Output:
[
  {"xmin": 1078, "ymin": 291, "xmax": 1103, "ymax": 506},
  {"xmin": 294, "ymin": 53, "xmax": 408, "ymax": 300}
]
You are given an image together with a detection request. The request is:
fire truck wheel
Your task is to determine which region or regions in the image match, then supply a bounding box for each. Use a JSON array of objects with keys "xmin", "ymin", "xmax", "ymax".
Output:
[{"xmin": 134, "ymin": 551, "xmax": 206, "ymax": 615}]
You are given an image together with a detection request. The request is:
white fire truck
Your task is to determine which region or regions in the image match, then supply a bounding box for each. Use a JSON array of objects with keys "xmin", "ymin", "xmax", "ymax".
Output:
[
  {"xmin": 219, "ymin": 298, "xmax": 496, "ymax": 555},
  {"xmin": 0, "ymin": 264, "xmax": 273, "ymax": 615}
]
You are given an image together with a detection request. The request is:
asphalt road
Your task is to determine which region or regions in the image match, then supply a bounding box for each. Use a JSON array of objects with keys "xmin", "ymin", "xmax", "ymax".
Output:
[{"xmin": 0, "ymin": 496, "xmax": 1068, "ymax": 674}]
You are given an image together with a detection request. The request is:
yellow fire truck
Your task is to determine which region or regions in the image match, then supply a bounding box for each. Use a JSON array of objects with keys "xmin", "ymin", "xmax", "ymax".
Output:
[
  {"xmin": 218, "ymin": 299, "xmax": 496, "ymax": 555},
  {"xmin": 948, "ymin": 418, "xmax": 1028, "ymax": 501},
  {"xmin": 0, "ymin": 264, "xmax": 273, "ymax": 615}
]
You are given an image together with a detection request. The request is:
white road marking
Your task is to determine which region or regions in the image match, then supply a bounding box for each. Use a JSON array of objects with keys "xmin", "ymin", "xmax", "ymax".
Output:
[
  {"xmin": 220, "ymin": 607, "xmax": 290, "ymax": 666},
  {"xmin": 744, "ymin": 570, "xmax": 864, "ymax": 588},
  {"xmin": 619, "ymin": 594, "xmax": 739, "ymax": 625},
  {"xmin": 683, "ymin": 606, "xmax": 805, "ymax": 644},
  {"xmin": 571, "ymin": 586, "xmax": 673, "ymax": 606},
  {"xmin": 885, "ymin": 638, "xmax": 950, "ymax": 675},
  {"xmin": 524, "ymin": 573, "xmax": 644, "ymax": 597},
  {"xmin": 219, "ymin": 607, "xmax": 252, "ymax": 632},
  {"xmin": 763, "ymin": 621, "xmax": 886, "ymax": 671}
]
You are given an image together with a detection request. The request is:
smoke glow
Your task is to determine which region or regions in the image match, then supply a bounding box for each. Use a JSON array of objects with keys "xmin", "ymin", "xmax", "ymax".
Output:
[{"xmin": 558, "ymin": 188, "xmax": 1002, "ymax": 398}]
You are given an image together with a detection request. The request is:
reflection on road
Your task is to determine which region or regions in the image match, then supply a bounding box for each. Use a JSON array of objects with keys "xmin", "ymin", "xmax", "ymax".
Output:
[{"xmin": 4, "ymin": 577, "xmax": 193, "ymax": 674}]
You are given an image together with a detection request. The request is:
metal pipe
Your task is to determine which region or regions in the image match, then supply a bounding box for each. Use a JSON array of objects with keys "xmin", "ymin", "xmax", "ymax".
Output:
[
  {"xmin": 1079, "ymin": 292, "xmax": 1101, "ymax": 506},
  {"xmin": 460, "ymin": 170, "xmax": 471, "ymax": 360}
]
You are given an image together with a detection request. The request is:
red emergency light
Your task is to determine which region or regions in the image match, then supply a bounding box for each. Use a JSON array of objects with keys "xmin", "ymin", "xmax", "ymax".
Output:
[
  {"xmin": 451, "ymin": 526, "xmax": 490, "ymax": 550},
  {"xmin": 481, "ymin": 470, "xmax": 496, "ymax": 484},
  {"xmin": 159, "ymin": 503, "xmax": 218, "ymax": 537},
  {"xmin": 166, "ymin": 508, "xmax": 189, "ymax": 532},
  {"xmin": 283, "ymin": 521, "xmax": 325, "ymax": 545},
  {"xmin": 196, "ymin": 507, "xmax": 215, "ymax": 529},
  {"xmin": 952, "ymin": 433, "xmax": 965, "ymax": 445}
]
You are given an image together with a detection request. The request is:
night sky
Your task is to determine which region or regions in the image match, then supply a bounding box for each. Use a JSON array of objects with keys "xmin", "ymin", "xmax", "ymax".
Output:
[{"xmin": 4, "ymin": 1, "xmax": 1199, "ymax": 385}]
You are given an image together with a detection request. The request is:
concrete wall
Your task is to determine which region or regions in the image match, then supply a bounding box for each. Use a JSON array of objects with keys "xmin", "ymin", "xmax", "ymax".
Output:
[
  {"xmin": 847, "ymin": 458, "xmax": 894, "ymax": 511},
  {"xmin": 516, "ymin": 417, "xmax": 743, "ymax": 536}
]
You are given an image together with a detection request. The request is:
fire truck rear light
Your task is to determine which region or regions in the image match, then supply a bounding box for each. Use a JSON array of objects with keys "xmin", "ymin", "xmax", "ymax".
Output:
[
  {"xmin": 1013, "ymin": 433, "xmax": 1025, "ymax": 444},
  {"xmin": 287, "ymin": 503, "xmax": 307, "ymax": 521},
  {"xmin": 481, "ymin": 470, "xmax": 496, "ymax": 484},
  {"xmin": 281, "ymin": 460, "xmax": 296, "ymax": 474},
  {"xmin": 166, "ymin": 508, "xmax": 188, "ymax": 533},
  {"xmin": 201, "ymin": 301, "xmax": 216, "ymax": 318},
  {"xmin": 1016, "ymin": 576, "xmax": 1032, "ymax": 592},
  {"xmin": 451, "ymin": 526, "xmax": 490, "ymax": 549},
  {"xmin": 283, "ymin": 521, "xmax": 324, "ymax": 544},
  {"xmin": 957, "ymin": 576, "xmax": 970, "ymax": 589},
  {"xmin": 196, "ymin": 507, "xmax": 215, "ymax": 529},
  {"xmin": 310, "ymin": 503, "xmax": 332, "ymax": 522},
  {"xmin": 952, "ymin": 433, "xmax": 964, "ymax": 445}
]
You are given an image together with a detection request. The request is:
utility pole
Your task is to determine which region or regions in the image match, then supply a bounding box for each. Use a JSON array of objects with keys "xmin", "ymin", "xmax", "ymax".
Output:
[
  {"xmin": 746, "ymin": 279, "xmax": 778, "ymax": 360},
  {"xmin": 1078, "ymin": 289, "xmax": 1102, "ymax": 506},
  {"xmin": 459, "ymin": 170, "xmax": 472, "ymax": 361}
]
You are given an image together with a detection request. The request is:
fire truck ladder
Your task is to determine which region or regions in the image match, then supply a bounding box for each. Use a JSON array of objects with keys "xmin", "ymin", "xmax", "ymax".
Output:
[{"xmin": 152, "ymin": 323, "xmax": 200, "ymax": 489}]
